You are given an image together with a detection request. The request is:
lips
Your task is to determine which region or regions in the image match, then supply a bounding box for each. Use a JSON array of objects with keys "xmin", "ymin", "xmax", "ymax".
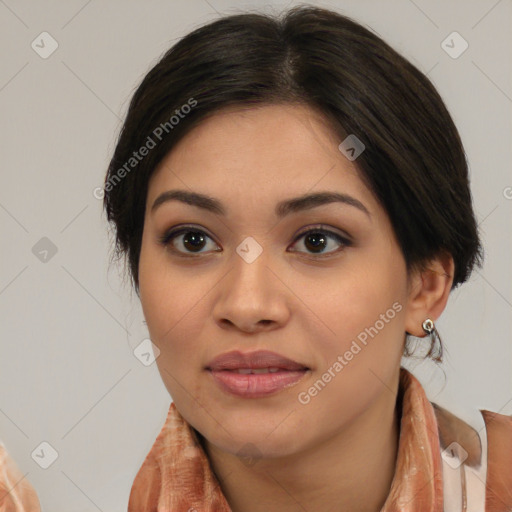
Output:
[
  {"xmin": 205, "ymin": 350, "xmax": 309, "ymax": 372},
  {"xmin": 206, "ymin": 350, "xmax": 310, "ymax": 398}
]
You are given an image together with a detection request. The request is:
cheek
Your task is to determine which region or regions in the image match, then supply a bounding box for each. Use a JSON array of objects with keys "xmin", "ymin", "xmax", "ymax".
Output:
[
  {"xmin": 303, "ymin": 257, "xmax": 407, "ymax": 370},
  {"xmin": 294, "ymin": 275, "xmax": 406, "ymax": 425},
  {"xmin": 138, "ymin": 254, "xmax": 208, "ymax": 406},
  {"xmin": 138, "ymin": 241, "xmax": 212, "ymax": 372},
  {"xmin": 139, "ymin": 236, "xmax": 190, "ymax": 334}
]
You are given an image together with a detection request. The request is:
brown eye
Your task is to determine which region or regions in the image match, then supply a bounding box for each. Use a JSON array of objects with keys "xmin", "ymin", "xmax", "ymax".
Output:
[
  {"xmin": 158, "ymin": 224, "xmax": 352, "ymax": 258},
  {"xmin": 159, "ymin": 227, "xmax": 220, "ymax": 256},
  {"xmin": 289, "ymin": 226, "xmax": 352, "ymax": 256}
]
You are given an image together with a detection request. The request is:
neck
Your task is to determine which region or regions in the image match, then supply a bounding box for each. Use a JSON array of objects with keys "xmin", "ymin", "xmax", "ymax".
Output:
[{"xmin": 202, "ymin": 372, "xmax": 402, "ymax": 512}]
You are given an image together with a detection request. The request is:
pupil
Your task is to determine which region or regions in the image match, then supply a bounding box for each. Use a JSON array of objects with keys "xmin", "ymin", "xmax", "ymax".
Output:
[
  {"xmin": 305, "ymin": 232, "xmax": 327, "ymax": 253},
  {"xmin": 183, "ymin": 232, "xmax": 205, "ymax": 252}
]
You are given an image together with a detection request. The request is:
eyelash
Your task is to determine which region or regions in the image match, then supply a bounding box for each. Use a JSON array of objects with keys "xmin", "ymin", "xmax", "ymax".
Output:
[{"xmin": 157, "ymin": 224, "xmax": 352, "ymax": 259}]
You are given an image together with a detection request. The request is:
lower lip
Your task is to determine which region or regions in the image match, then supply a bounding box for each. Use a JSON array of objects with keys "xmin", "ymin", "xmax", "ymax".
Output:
[{"xmin": 208, "ymin": 369, "xmax": 308, "ymax": 398}]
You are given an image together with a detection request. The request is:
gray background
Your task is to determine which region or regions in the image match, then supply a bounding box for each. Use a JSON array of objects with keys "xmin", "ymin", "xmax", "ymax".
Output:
[{"xmin": 0, "ymin": 1, "xmax": 510, "ymax": 510}]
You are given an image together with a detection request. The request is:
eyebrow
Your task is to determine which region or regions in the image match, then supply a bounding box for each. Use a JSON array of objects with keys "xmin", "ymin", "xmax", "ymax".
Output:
[{"xmin": 151, "ymin": 189, "xmax": 371, "ymax": 219}]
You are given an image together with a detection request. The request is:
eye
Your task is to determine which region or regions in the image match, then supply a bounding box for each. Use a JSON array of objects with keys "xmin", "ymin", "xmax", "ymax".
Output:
[
  {"xmin": 158, "ymin": 224, "xmax": 352, "ymax": 258},
  {"xmin": 289, "ymin": 225, "xmax": 352, "ymax": 257},
  {"xmin": 158, "ymin": 225, "xmax": 220, "ymax": 257}
]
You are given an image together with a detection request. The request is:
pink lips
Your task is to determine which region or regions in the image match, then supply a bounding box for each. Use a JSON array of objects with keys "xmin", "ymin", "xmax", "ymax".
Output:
[{"xmin": 206, "ymin": 350, "xmax": 309, "ymax": 398}]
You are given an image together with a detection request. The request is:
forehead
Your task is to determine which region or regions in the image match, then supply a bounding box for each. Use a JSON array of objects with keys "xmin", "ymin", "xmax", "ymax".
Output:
[{"xmin": 147, "ymin": 104, "xmax": 375, "ymax": 214}]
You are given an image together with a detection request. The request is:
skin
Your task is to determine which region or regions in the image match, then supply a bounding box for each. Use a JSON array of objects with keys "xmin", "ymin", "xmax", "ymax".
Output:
[{"xmin": 138, "ymin": 104, "xmax": 454, "ymax": 512}]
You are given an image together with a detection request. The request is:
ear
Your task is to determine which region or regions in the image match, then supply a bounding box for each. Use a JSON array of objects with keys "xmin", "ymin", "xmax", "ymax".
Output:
[{"xmin": 404, "ymin": 251, "xmax": 455, "ymax": 337}]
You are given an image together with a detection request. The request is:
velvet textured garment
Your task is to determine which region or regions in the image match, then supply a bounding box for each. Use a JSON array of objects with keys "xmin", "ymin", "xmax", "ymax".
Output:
[{"xmin": 128, "ymin": 367, "xmax": 512, "ymax": 512}]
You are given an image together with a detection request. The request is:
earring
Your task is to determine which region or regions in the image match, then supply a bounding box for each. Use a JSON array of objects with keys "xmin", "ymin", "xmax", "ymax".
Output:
[
  {"xmin": 421, "ymin": 317, "xmax": 442, "ymax": 362},
  {"xmin": 422, "ymin": 318, "xmax": 434, "ymax": 334}
]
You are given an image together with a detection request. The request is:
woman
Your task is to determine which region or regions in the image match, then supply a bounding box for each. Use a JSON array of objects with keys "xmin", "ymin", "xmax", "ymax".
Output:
[{"xmin": 102, "ymin": 5, "xmax": 512, "ymax": 511}]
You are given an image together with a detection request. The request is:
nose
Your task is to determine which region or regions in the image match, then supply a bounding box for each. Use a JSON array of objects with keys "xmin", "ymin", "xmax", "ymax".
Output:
[{"xmin": 212, "ymin": 248, "xmax": 290, "ymax": 334}]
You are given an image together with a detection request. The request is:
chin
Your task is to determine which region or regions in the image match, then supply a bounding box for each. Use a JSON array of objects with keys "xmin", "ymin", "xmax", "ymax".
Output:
[{"xmin": 205, "ymin": 424, "xmax": 302, "ymax": 460}]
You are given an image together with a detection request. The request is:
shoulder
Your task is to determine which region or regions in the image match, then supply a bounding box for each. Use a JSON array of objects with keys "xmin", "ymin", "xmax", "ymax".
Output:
[
  {"xmin": 480, "ymin": 409, "xmax": 512, "ymax": 512},
  {"xmin": 431, "ymin": 402, "xmax": 512, "ymax": 512},
  {"xmin": 0, "ymin": 441, "xmax": 41, "ymax": 512}
]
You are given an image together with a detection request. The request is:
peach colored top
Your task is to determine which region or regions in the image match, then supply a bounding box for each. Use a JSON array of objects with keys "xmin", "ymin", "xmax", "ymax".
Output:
[
  {"xmin": 128, "ymin": 368, "xmax": 512, "ymax": 512},
  {"xmin": 0, "ymin": 443, "xmax": 40, "ymax": 512}
]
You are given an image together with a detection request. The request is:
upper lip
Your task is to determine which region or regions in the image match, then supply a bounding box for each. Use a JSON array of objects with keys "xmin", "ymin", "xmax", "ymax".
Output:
[{"xmin": 206, "ymin": 350, "xmax": 309, "ymax": 371}]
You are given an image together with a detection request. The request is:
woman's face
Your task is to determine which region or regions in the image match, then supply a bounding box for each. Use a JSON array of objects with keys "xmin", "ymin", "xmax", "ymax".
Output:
[{"xmin": 138, "ymin": 104, "xmax": 414, "ymax": 458}]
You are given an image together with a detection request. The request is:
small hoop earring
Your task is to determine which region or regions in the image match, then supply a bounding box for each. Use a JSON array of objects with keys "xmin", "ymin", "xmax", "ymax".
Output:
[
  {"xmin": 422, "ymin": 318, "xmax": 434, "ymax": 334},
  {"xmin": 404, "ymin": 318, "xmax": 443, "ymax": 363}
]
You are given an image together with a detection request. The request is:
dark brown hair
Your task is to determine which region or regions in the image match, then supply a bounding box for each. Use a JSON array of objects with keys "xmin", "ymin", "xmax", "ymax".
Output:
[{"xmin": 103, "ymin": 5, "xmax": 483, "ymax": 361}]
